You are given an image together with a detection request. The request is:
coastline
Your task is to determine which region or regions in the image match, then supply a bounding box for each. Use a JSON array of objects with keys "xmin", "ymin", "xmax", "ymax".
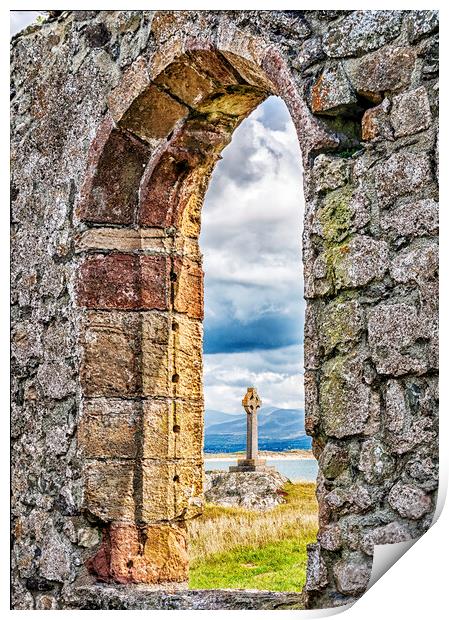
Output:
[{"xmin": 204, "ymin": 449, "xmax": 314, "ymax": 461}]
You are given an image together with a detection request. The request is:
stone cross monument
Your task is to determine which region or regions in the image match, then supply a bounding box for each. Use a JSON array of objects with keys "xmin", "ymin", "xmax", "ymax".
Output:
[{"xmin": 229, "ymin": 387, "xmax": 274, "ymax": 472}]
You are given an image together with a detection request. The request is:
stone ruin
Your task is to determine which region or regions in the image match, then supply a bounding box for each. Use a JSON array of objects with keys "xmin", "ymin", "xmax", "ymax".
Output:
[{"xmin": 11, "ymin": 9, "xmax": 438, "ymax": 610}]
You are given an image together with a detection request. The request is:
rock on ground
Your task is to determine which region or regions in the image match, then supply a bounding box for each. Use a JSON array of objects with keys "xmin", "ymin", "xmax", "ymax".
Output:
[{"xmin": 204, "ymin": 469, "xmax": 290, "ymax": 511}]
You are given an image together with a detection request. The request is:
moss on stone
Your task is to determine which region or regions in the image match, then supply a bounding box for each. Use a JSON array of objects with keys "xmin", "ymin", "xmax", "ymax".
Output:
[{"xmin": 318, "ymin": 185, "xmax": 353, "ymax": 243}]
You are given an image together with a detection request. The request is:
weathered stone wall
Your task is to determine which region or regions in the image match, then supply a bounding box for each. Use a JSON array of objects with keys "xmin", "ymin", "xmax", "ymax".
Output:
[{"xmin": 11, "ymin": 10, "xmax": 438, "ymax": 610}]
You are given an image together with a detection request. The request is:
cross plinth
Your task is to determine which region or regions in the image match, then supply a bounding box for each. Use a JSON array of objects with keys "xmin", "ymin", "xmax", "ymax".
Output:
[{"xmin": 229, "ymin": 387, "xmax": 275, "ymax": 473}]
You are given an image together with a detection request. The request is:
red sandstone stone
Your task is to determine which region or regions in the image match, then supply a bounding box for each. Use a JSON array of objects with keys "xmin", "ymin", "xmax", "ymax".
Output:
[
  {"xmin": 78, "ymin": 128, "xmax": 149, "ymax": 225},
  {"xmin": 87, "ymin": 522, "xmax": 188, "ymax": 584},
  {"xmin": 173, "ymin": 256, "xmax": 204, "ymax": 319},
  {"xmin": 77, "ymin": 254, "xmax": 169, "ymax": 310}
]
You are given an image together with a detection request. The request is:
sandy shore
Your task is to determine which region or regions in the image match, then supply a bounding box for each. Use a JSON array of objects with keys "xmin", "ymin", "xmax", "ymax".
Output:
[{"xmin": 204, "ymin": 449, "xmax": 313, "ymax": 461}]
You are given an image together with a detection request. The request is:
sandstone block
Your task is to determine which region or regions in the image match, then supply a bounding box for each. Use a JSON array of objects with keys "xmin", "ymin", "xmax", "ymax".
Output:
[
  {"xmin": 84, "ymin": 460, "xmax": 135, "ymax": 522},
  {"xmin": 142, "ymin": 313, "xmax": 170, "ymax": 398},
  {"xmin": 388, "ymin": 482, "xmax": 432, "ymax": 519},
  {"xmin": 323, "ymin": 11, "xmax": 403, "ymax": 57},
  {"xmin": 118, "ymin": 84, "xmax": 188, "ymax": 143},
  {"xmin": 141, "ymin": 460, "xmax": 203, "ymax": 521},
  {"xmin": 78, "ymin": 399, "xmax": 140, "ymax": 459},
  {"xmin": 311, "ymin": 64, "xmax": 357, "ymax": 115},
  {"xmin": 171, "ymin": 316, "xmax": 202, "ymax": 400},
  {"xmin": 80, "ymin": 311, "xmax": 141, "ymax": 397},
  {"xmin": 87, "ymin": 522, "xmax": 188, "ymax": 584},
  {"xmin": 154, "ymin": 59, "xmax": 216, "ymax": 108},
  {"xmin": 173, "ymin": 256, "xmax": 204, "ymax": 319},
  {"xmin": 78, "ymin": 128, "xmax": 149, "ymax": 225},
  {"xmin": 77, "ymin": 254, "xmax": 170, "ymax": 310},
  {"xmin": 391, "ymin": 86, "xmax": 432, "ymax": 138}
]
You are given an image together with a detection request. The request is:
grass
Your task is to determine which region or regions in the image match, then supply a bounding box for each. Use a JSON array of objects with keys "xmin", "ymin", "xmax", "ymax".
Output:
[{"xmin": 188, "ymin": 481, "xmax": 318, "ymax": 592}]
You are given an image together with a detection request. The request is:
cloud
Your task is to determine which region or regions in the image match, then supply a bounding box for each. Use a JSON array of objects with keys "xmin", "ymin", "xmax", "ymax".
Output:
[
  {"xmin": 201, "ymin": 96, "xmax": 305, "ymax": 411},
  {"xmin": 204, "ymin": 345, "xmax": 304, "ymax": 414}
]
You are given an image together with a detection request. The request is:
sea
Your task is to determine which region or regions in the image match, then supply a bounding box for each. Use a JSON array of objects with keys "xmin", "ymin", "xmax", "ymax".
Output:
[{"xmin": 204, "ymin": 458, "xmax": 318, "ymax": 482}]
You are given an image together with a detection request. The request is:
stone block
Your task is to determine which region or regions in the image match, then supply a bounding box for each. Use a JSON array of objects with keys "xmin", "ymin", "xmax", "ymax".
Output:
[
  {"xmin": 118, "ymin": 84, "xmax": 188, "ymax": 143},
  {"xmin": 305, "ymin": 543, "xmax": 328, "ymax": 591},
  {"xmin": 358, "ymin": 438, "xmax": 395, "ymax": 483},
  {"xmin": 367, "ymin": 303, "xmax": 426, "ymax": 375},
  {"xmin": 318, "ymin": 443, "xmax": 349, "ymax": 479},
  {"xmin": 312, "ymin": 154, "xmax": 349, "ymax": 193},
  {"xmin": 173, "ymin": 256, "xmax": 204, "ymax": 319},
  {"xmin": 311, "ymin": 64, "xmax": 357, "ymax": 115},
  {"xmin": 408, "ymin": 10, "xmax": 439, "ymax": 43},
  {"xmin": 345, "ymin": 46, "xmax": 416, "ymax": 100},
  {"xmin": 390, "ymin": 239, "xmax": 438, "ymax": 285},
  {"xmin": 78, "ymin": 128, "xmax": 149, "ymax": 225},
  {"xmin": 333, "ymin": 555, "xmax": 371, "ymax": 595},
  {"xmin": 388, "ymin": 482, "xmax": 432, "ymax": 519},
  {"xmin": 77, "ymin": 254, "xmax": 170, "ymax": 310},
  {"xmin": 374, "ymin": 152, "xmax": 433, "ymax": 208},
  {"xmin": 80, "ymin": 311, "xmax": 141, "ymax": 397},
  {"xmin": 361, "ymin": 103, "xmax": 393, "ymax": 141},
  {"xmin": 87, "ymin": 522, "xmax": 188, "ymax": 584},
  {"xmin": 78, "ymin": 399, "xmax": 140, "ymax": 459},
  {"xmin": 172, "ymin": 400, "xmax": 204, "ymax": 459},
  {"xmin": 318, "ymin": 524, "xmax": 342, "ymax": 551},
  {"xmin": 380, "ymin": 199, "xmax": 438, "ymax": 237},
  {"xmin": 319, "ymin": 298, "xmax": 364, "ymax": 355},
  {"xmin": 391, "ymin": 86, "xmax": 432, "ymax": 138},
  {"xmin": 329, "ymin": 235, "xmax": 389, "ymax": 290},
  {"xmin": 320, "ymin": 351, "xmax": 380, "ymax": 438},
  {"xmin": 154, "ymin": 59, "xmax": 216, "ymax": 107},
  {"xmin": 171, "ymin": 316, "xmax": 203, "ymax": 400},
  {"xmin": 360, "ymin": 521, "xmax": 412, "ymax": 555},
  {"xmin": 142, "ymin": 313, "xmax": 170, "ymax": 398},
  {"xmin": 84, "ymin": 460, "xmax": 135, "ymax": 522},
  {"xmin": 76, "ymin": 227, "xmax": 171, "ymax": 253},
  {"xmin": 323, "ymin": 11, "xmax": 403, "ymax": 57}
]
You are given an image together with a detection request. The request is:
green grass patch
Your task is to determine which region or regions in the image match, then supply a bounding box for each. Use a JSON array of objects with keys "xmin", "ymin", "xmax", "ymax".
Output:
[{"xmin": 188, "ymin": 481, "xmax": 318, "ymax": 592}]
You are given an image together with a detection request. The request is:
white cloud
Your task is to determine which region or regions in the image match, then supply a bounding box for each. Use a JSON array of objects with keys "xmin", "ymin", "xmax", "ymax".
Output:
[
  {"xmin": 201, "ymin": 96, "xmax": 305, "ymax": 412},
  {"xmin": 204, "ymin": 346, "xmax": 304, "ymax": 413}
]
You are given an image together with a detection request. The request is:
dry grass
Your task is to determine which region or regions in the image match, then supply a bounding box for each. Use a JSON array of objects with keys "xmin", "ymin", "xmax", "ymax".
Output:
[{"xmin": 188, "ymin": 481, "xmax": 318, "ymax": 563}]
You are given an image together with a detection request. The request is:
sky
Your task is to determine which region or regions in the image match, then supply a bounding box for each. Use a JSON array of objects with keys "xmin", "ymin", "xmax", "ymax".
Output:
[
  {"xmin": 10, "ymin": 12, "xmax": 306, "ymax": 415},
  {"xmin": 201, "ymin": 97, "xmax": 305, "ymax": 413}
]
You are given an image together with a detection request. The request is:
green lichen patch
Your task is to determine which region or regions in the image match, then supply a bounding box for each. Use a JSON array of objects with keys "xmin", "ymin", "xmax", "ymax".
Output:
[{"xmin": 318, "ymin": 185, "xmax": 353, "ymax": 243}]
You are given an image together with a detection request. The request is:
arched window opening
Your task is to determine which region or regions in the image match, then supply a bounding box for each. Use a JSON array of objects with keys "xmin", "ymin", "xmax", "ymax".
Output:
[{"xmin": 188, "ymin": 96, "xmax": 318, "ymax": 592}]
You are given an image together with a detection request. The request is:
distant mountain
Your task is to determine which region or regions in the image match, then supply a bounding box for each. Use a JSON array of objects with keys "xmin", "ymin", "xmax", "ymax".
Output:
[{"xmin": 204, "ymin": 406, "xmax": 311, "ymax": 453}]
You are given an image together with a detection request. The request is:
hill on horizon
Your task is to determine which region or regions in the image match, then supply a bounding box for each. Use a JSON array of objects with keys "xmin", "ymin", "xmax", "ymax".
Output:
[{"xmin": 204, "ymin": 406, "xmax": 311, "ymax": 453}]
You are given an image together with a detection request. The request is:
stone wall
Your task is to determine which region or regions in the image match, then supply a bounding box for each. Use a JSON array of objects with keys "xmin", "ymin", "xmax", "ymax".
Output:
[{"xmin": 11, "ymin": 10, "xmax": 438, "ymax": 610}]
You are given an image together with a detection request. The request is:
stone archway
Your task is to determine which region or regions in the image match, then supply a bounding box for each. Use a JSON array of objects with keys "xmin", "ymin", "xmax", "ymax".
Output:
[
  {"xmin": 11, "ymin": 10, "xmax": 438, "ymax": 610},
  {"xmin": 74, "ymin": 47, "xmax": 311, "ymax": 586}
]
